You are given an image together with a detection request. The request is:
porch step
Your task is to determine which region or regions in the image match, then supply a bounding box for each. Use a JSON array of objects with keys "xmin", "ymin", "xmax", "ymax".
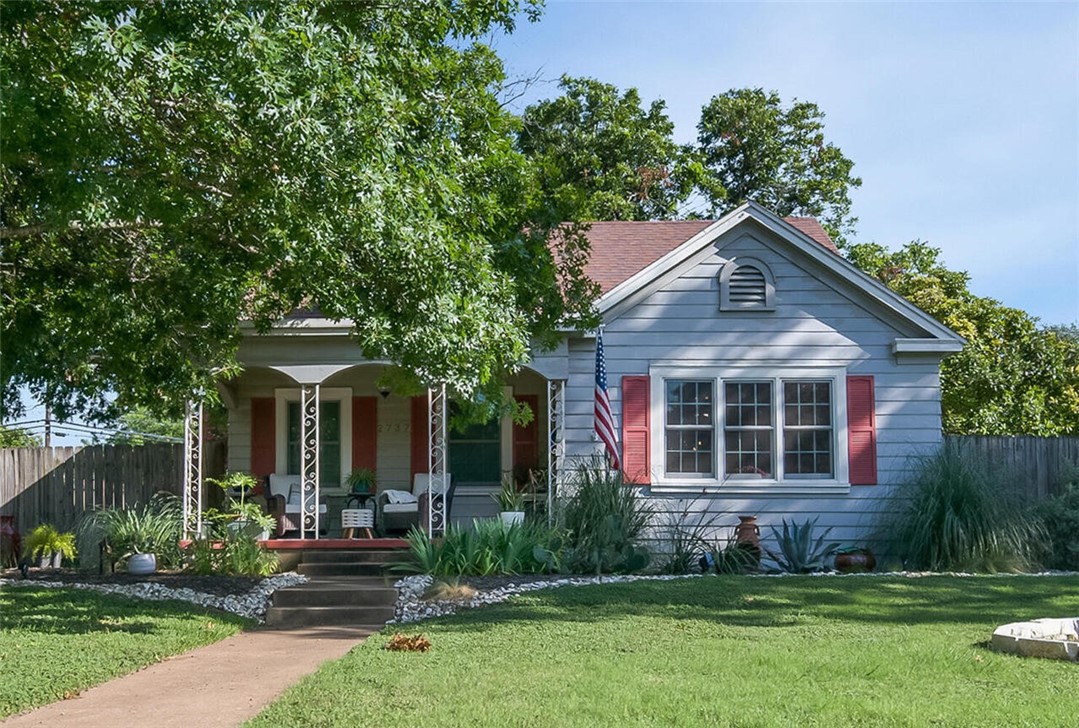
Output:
[
  {"xmin": 296, "ymin": 561, "xmax": 400, "ymax": 577},
  {"xmin": 264, "ymin": 604, "xmax": 396, "ymax": 628},
  {"xmin": 299, "ymin": 549, "xmax": 408, "ymax": 565},
  {"xmin": 272, "ymin": 579, "xmax": 398, "ymax": 607}
]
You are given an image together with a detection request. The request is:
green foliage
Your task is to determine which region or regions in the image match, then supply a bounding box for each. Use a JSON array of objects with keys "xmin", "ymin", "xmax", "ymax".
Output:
[
  {"xmin": 709, "ymin": 540, "xmax": 760, "ymax": 575},
  {"xmin": 0, "ymin": 425, "xmax": 40, "ymax": 447},
  {"xmin": 186, "ymin": 529, "xmax": 279, "ymax": 577},
  {"xmin": 400, "ymin": 519, "xmax": 561, "ymax": 577},
  {"xmin": 696, "ymin": 88, "xmax": 862, "ymax": 246},
  {"xmin": 103, "ymin": 407, "xmax": 183, "ymax": 445},
  {"xmin": 79, "ymin": 492, "xmax": 183, "ymax": 568},
  {"xmin": 0, "ymin": 587, "xmax": 247, "ymax": 718},
  {"xmin": 557, "ymin": 462, "xmax": 652, "ymax": 574},
  {"xmin": 1, "ymin": 0, "xmax": 596, "ymax": 422},
  {"xmin": 1032, "ymin": 465, "xmax": 1079, "ymax": 570},
  {"xmin": 518, "ymin": 76, "xmax": 696, "ymax": 221},
  {"xmin": 654, "ymin": 498, "xmax": 725, "ymax": 574},
  {"xmin": 493, "ymin": 478, "xmax": 526, "ymax": 512},
  {"xmin": 206, "ymin": 471, "xmax": 275, "ymax": 534},
  {"xmin": 346, "ymin": 468, "xmax": 377, "ymax": 494},
  {"xmin": 884, "ymin": 445, "xmax": 1047, "ymax": 572},
  {"xmin": 763, "ymin": 518, "xmax": 840, "ymax": 574},
  {"xmin": 22, "ymin": 524, "xmax": 77, "ymax": 562},
  {"xmin": 849, "ymin": 241, "xmax": 1079, "ymax": 436}
]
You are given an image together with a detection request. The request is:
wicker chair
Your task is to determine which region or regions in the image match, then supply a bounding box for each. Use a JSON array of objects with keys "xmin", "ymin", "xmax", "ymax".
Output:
[{"xmin": 377, "ymin": 473, "xmax": 455, "ymax": 535}]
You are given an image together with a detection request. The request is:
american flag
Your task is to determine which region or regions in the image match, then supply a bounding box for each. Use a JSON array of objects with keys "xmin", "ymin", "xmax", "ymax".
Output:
[{"xmin": 594, "ymin": 328, "xmax": 621, "ymax": 471}]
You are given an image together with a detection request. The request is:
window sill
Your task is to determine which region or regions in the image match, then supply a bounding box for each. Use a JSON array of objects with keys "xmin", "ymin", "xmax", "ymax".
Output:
[{"xmin": 646, "ymin": 482, "xmax": 851, "ymax": 497}]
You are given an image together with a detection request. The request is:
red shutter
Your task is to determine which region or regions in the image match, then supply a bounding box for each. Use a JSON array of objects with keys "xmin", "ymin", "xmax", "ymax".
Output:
[
  {"xmin": 352, "ymin": 396, "xmax": 378, "ymax": 474},
  {"xmin": 250, "ymin": 397, "xmax": 276, "ymax": 478},
  {"xmin": 513, "ymin": 394, "xmax": 539, "ymax": 477},
  {"xmin": 621, "ymin": 376, "xmax": 651, "ymax": 485},
  {"xmin": 410, "ymin": 396, "xmax": 427, "ymax": 478},
  {"xmin": 847, "ymin": 376, "xmax": 878, "ymax": 485}
]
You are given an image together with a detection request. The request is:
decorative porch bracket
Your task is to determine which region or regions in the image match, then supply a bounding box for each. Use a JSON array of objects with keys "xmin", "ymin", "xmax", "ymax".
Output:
[
  {"xmin": 182, "ymin": 399, "xmax": 203, "ymax": 540},
  {"xmin": 546, "ymin": 379, "xmax": 566, "ymax": 527},
  {"xmin": 300, "ymin": 383, "xmax": 321, "ymax": 539},
  {"xmin": 427, "ymin": 384, "xmax": 448, "ymax": 537}
]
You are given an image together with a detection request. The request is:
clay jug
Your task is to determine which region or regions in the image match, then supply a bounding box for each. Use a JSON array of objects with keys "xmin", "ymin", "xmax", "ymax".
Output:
[{"xmin": 734, "ymin": 515, "xmax": 762, "ymax": 566}]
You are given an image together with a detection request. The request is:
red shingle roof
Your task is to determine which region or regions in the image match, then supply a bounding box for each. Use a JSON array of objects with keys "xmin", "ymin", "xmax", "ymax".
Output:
[{"xmin": 583, "ymin": 217, "xmax": 837, "ymax": 294}]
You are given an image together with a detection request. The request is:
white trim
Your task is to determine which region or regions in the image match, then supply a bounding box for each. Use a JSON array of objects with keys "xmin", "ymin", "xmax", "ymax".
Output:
[
  {"xmin": 648, "ymin": 365, "xmax": 849, "ymax": 492},
  {"xmin": 596, "ymin": 201, "xmax": 964, "ymax": 348},
  {"xmin": 274, "ymin": 387, "xmax": 353, "ymax": 492},
  {"xmin": 892, "ymin": 338, "xmax": 965, "ymax": 354}
]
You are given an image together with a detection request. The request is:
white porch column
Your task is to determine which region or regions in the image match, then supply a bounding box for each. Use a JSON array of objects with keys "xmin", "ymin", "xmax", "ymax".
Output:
[
  {"xmin": 546, "ymin": 379, "xmax": 566, "ymax": 526},
  {"xmin": 300, "ymin": 383, "xmax": 321, "ymax": 539},
  {"xmin": 427, "ymin": 384, "xmax": 448, "ymax": 536},
  {"xmin": 182, "ymin": 399, "xmax": 204, "ymax": 540}
]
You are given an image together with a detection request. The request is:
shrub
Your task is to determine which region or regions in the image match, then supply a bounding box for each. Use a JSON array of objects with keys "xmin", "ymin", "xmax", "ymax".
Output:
[
  {"xmin": 79, "ymin": 492, "xmax": 183, "ymax": 569},
  {"xmin": 401, "ymin": 519, "xmax": 562, "ymax": 577},
  {"xmin": 709, "ymin": 540, "xmax": 760, "ymax": 575},
  {"xmin": 1033, "ymin": 467, "xmax": 1079, "ymax": 570},
  {"xmin": 557, "ymin": 462, "xmax": 651, "ymax": 574},
  {"xmin": 23, "ymin": 524, "xmax": 77, "ymax": 563},
  {"xmin": 884, "ymin": 445, "xmax": 1046, "ymax": 572},
  {"xmin": 763, "ymin": 518, "xmax": 840, "ymax": 573},
  {"xmin": 186, "ymin": 526, "xmax": 279, "ymax": 577},
  {"xmin": 654, "ymin": 497, "xmax": 725, "ymax": 575}
]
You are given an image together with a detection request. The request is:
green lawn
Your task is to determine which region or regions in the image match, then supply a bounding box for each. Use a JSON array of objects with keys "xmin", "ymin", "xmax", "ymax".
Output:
[
  {"xmin": 249, "ymin": 576, "xmax": 1079, "ymax": 728},
  {"xmin": 0, "ymin": 586, "xmax": 249, "ymax": 718}
]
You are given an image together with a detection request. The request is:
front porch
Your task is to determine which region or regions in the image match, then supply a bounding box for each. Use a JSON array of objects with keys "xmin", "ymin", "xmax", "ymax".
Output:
[{"xmin": 181, "ymin": 355, "xmax": 568, "ymax": 542}]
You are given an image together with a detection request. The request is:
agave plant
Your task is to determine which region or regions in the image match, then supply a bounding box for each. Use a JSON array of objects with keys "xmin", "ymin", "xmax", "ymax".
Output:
[{"xmin": 764, "ymin": 517, "xmax": 841, "ymax": 573}]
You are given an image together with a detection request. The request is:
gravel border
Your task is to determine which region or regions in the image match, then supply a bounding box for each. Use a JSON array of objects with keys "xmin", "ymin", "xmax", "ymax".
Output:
[{"xmin": 0, "ymin": 572, "xmax": 308, "ymax": 623}]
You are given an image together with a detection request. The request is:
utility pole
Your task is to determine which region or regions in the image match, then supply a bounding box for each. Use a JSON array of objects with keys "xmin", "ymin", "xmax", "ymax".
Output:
[{"xmin": 44, "ymin": 403, "xmax": 52, "ymax": 447}]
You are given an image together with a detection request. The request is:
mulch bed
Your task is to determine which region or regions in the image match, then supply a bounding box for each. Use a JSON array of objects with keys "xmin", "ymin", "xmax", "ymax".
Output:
[{"xmin": 0, "ymin": 568, "xmax": 265, "ymax": 599}]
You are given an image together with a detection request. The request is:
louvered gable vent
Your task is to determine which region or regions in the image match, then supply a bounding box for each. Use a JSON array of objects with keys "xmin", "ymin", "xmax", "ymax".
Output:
[
  {"xmin": 728, "ymin": 265, "xmax": 767, "ymax": 304},
  {"xmin": 719, "ymin": 257, "xmax": 776, "ymax": 311}
]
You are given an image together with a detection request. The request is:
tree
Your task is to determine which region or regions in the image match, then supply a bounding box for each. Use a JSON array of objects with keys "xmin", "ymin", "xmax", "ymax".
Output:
[
  {"xmin": 849, "ymin": 241, "xmax": 1079, "ymax": 436},
  {"xmin": 103, "ymin": 407, "xmax": 184, "ymax": 446},
  {"xmin": 518, "ymin": 76, "xmax": 696, "ymax": 221},
  {"xmin": 1, "ymin": 1, "xmax": 595, "ymax": 422},
  {"xmin": 696, "ymin": 88, "xmax": 861, "ymax": 246},
  {"xmin": 0, "ymin": 425, "xmax": 40, "ymax": 447}
]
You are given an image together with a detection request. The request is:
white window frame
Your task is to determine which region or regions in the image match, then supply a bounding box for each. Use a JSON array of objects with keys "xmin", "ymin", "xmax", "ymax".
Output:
[
  {"xmin": 274, "ymin": 387, "xmax": 353, "ymax": 493},
  {"xmin": 649, "ymin": 366, "xmax": 849, "ymax": 495}
]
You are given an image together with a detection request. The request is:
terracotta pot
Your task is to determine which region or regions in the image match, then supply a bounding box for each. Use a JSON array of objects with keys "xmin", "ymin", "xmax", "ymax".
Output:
[
  {"xmin": 835, "ymin": 551, "xmax": 876, "ymax": 573},
  {"xmin": 734, "ymin": 515, "xmax": 762, "ymax": 566}
]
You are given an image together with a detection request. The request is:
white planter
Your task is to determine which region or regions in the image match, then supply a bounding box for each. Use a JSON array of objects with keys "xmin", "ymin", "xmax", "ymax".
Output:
[
  {"xmin": 127, "ymin": 552, "xmax": 157, "ymax": 575},
  {"xmin": 228, "ymin": 520, "xmax": 270, "ymax": 541},
  {"xmin": 500, "ymin": 511, "xmax": 525, "ymax": 527}
]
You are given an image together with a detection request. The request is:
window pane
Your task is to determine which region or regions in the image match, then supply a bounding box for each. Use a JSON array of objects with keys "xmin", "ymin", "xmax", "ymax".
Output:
[
  {"xmin": 664, "ymin": 380, "xmax": 714, "ymax": 476},
  {"xmin": 781, "ymin": 381, "xmax": 833, "ymax": 477},
  {"xmin": 723, "ymin": 382, "xmax": 774, "ymax": 477},
  {"xmin": 725, "ymin": 382, "xmax": 771, "ymax": 427},
  {"xmin": 448, "ymin": 404, "xmax": 501, "ymax": 484},
  {"xmin": 724, "ymin": 430, "xmax": 773, "ymax": 477}
]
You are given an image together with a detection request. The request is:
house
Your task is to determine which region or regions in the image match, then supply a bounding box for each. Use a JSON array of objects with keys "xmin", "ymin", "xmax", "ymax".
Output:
[{"xmin": 185, "ymin": 201, "xmax": 963, "ymax": 551}]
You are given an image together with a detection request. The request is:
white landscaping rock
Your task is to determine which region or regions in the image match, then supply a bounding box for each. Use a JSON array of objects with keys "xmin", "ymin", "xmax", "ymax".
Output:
[
  {"xmin": 0, "ymin": 572, "xmax": 308, "ymax": 623},
  {"xmin": 991, "ymin": 617, "xmax": 1079, "ymax": 661}
]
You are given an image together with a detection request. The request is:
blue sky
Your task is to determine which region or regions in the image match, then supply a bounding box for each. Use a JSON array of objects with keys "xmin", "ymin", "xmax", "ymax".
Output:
[{"xmin": 494, "ymin": 0, "xmax": 1079, "ymax": 326}]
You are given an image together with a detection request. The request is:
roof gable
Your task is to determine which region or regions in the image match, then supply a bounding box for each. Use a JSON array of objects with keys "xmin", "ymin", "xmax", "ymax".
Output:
[
  {"xmin": 593, "ymin": 202, "xmax": 963, "ymax": 348},
  {"xmin": 584, "ymin": 216, "xmax": 837, "ymax": 295}
]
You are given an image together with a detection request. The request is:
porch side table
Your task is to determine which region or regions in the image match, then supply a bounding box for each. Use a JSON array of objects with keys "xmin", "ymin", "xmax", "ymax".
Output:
[{"xmin": 341, "ymin": 508, "xmax": 375, "ymax": 539}]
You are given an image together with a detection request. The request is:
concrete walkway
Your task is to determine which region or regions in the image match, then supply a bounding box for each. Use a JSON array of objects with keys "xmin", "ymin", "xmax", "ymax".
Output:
[{"xmin": 2, "ymin": 626, "xmax": 374, "ymax": 728}]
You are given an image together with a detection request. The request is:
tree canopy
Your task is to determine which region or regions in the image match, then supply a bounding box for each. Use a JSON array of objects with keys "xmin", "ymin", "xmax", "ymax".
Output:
[
  {"xmin": 1, "ymin": 0, "xmax": 596, "ymax": 421},
  {"xmin": 849, "ymin": 241, "xmax": 1079, "ymax": 436},
  {"xmin": 518, "ymin": 76, "xmax": 696, "ymax": 221},
  {"xmin": 696, "ymin": 88, "xmax": 861, "ymax": 246}
]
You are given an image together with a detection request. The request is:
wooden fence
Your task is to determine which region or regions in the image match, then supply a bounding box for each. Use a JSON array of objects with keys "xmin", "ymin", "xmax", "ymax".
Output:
[
  {"xmin": 0, "ymin": 443, "xmax": 225, "ymax": 534},
  {"xmin": 945, "ymin": 435, "xmax": 1079, "ymax": 500}
]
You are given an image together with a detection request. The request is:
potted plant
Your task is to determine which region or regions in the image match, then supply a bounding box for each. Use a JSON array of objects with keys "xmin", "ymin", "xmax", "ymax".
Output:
[
  {"xmin": 208, "ymin": 471, "xmax": 274, "ymax": 540},
  {"xmin": 79, "ymin": 494, "xmax": 182, "ymax": 575},
  {"xmin": 347, "ymin": 467, "xmax": 377, "ymax": 495},
  {"xmin": 834, "ymin": 546, "xmax": 877, "ymax": 573},
  {"xmin": 493, "ymin": 478, "xmax": 526, "ymax": 527},
  {"xmin": 23, "ymin": 524, "xmax": 77, "ymax": 568}
]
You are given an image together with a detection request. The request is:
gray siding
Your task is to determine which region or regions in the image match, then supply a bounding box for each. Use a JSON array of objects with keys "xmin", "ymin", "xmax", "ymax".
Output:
[{"xmin": 562, "ymin": 229, "xmax": 948, "ymax": 555}]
